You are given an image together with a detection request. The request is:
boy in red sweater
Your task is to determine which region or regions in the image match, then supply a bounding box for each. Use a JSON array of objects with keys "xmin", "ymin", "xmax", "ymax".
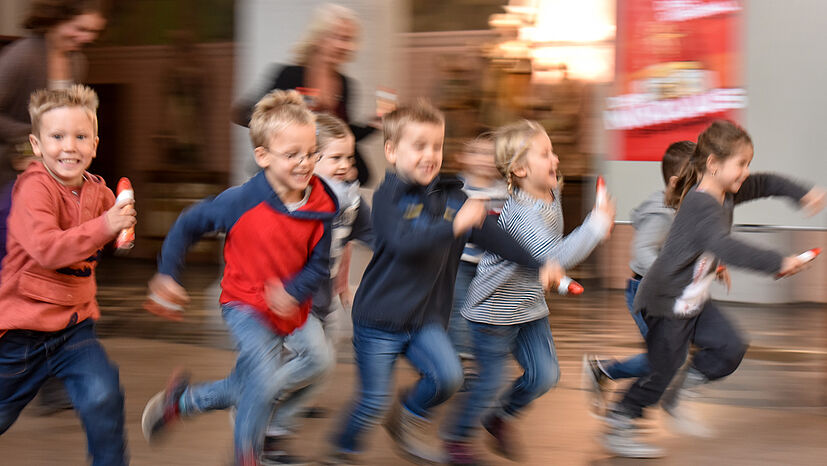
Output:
[
  {"xmin": 141, "ymin": 90, "xmax": 337, "ymax": 465},
  {"xmin": 0, "ymin": 85, "xmax": 135, "ymax": 466}
]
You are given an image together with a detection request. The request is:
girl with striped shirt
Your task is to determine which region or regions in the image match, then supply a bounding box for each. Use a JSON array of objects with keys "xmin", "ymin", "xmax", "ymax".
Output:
[{"xmin": 442, "ymin": 120, "xmax": 614, "ymax": 464}]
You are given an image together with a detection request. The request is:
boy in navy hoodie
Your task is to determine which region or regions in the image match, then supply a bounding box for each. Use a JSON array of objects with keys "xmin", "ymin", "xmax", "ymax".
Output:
[
  {"xmin": 327, "ymin": 100, "xmax": 561, "ymax": 464},
  {"xmin": 140, "ymin": 90, "xmax": 337, "ymax": 465}
]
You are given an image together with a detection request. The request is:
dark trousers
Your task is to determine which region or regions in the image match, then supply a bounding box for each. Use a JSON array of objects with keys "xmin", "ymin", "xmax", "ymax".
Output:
[
  {"xmin": 619, "ymin": 301, "xmax": 748, "ymax": 418},
  {"xmin": 0, "ymin": 320, "xmax": 127, "ymax": 465}
]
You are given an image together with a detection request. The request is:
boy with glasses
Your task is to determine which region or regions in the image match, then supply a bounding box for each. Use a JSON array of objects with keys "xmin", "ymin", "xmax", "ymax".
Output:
[{"xmin": 141, "ymin": 90, "xmax": 338, "ymax": 465}]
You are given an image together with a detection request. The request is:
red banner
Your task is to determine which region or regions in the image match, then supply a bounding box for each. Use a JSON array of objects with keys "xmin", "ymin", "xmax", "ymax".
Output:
[{"xmin": 605, "ymin": 0, "xmax": 746, "ymax": 161}]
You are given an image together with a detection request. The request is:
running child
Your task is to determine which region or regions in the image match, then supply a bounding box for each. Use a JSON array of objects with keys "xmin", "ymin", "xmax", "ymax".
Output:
[
  {"xmin": 262, "ymin": 113, "xmax": 373, "ymax": 464},
  {"xmin": 442, "ymin": 119, "xmax": 615, "ymax": 464},
  {"xmin": 141, "ymin": 90, "xmax": 338, "ymax": 465},
  {"xmin": 326, "ymin": 102, "xmax": 562, "ymax": 464},
  {"xmin": 583, "ymin": 141, "xmax": 694, "ymax": 416},
  {"xmin": 448, "ymin": 133, "xmax": 508, "ymax": 386},
  {"xmin": 602, "ymin": 120, "xmax": 825, "ymax": 458},
  {"xmin": 0, "ymin": 85, "xmax": 134, "ymax": 465}
]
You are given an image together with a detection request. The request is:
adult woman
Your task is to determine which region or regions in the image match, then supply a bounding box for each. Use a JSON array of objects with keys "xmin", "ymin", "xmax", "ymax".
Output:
[
  {"xmin": 233, "ymin": 3, "xmax": 378, "ymax": 184},
  {"xmin": 0, "ymin": 0, "xmax": 106, "ymax": 179},
  {"xmin": 0, "ymin": 0, "xmax": 106, "ymax": 416}
]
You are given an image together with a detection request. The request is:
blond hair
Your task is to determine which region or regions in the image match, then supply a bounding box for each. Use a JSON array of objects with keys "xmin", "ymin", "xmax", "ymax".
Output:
[
  {"xmin": 382, "ymin": 99, "xmax": 444, "ymax": 147},
  {"xmin": 293, "ymin": 3, "xmax": 360, "ymax": 65},
  {"xmin": 315, "ymin": 113, "xmax": 353, "ymax": 151},
  {"xmin": 249, "ymin": 90, "xmax": 315, "ymax": 148},
  {"xmin": 494, "ymin": 120, "xmax": 546, "ymax": 193},
  {"xmin": 29, "ymin": 84, "xmax": 99, "ymax": 137}
]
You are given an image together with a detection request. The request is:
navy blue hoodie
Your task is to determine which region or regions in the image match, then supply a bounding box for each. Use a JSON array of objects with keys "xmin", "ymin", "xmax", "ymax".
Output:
[{"xmin": 352, "ymin": 171, "xmax": 541, "ymax": 331}]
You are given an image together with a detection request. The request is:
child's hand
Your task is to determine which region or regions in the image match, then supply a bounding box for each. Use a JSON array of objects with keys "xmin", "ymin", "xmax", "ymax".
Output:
[
  {"xmin": 265, "ymin": 280, "xmax": 300, "ymax": 319},
  {"xmin": 800, "ymin": 187, "xmax": 826, "ymax": 217},
  {"xmin": 144, "ymin": 273, "xmax": 189, "ymax": 321},
  {"xmin": 777, "ymin": 255, "xmax": 809, "ymax": 278},
  {"xmin": 105, "ymin": 197, "xmax": 136, "ymax": 235},
  {"xmin": 339, "ymin": 287, "xmax": 354, "ymax": 309},
  {"xmin": 593, "ymin": 196, "xmax": 616, "ymax": 239},
  {"xmin": 453, "ymin": 198, "xmax": 487, "ymax": 237},
  {"xmin": 539, "ymin": 261, "xmax": 565, "ymax": 292},
  {"xmin": 716, "ymin": 265, "xmax": 731, "ymax": 292}
]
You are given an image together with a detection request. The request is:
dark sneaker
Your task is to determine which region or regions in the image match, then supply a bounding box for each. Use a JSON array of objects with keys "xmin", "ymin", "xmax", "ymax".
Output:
[
  {"xmin": 383, "ymin": 398, "xmax": 446, "ymax": 464},
  {"xmin": 141, "ymin": 369, "xmax": 190, "ymax": 443},
  {"xmin": 601, "ymin": 408, "xmax": 664, "ymax": 458},
  {"xmin": 481, "ymin": 414, "xmax": 523, "ymax": 462},
  {"xmin": 581, "ymin": 354, "xmax": 610, "ymax": 418},
  {"xmin": 260, "ymin": 436, "xmax": 310, "ymax": 465},
  {"xmin": 445, "ymin": 440, "xmax": 487, "ymax": 466}
]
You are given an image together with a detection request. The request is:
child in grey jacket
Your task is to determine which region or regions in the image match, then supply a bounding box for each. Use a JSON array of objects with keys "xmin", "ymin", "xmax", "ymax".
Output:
[{"xmin": 602, "ymin": 120, "xmax": 825, "ymax": 459}]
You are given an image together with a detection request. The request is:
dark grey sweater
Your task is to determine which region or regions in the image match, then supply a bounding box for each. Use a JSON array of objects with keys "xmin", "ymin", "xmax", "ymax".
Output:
[{"xmin": 634, "ymin": 173, "xmax": 809, "ymax": 318}]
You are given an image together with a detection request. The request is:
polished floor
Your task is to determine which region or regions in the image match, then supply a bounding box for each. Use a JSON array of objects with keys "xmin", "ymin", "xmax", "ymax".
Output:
[{"xmin": 1, "ymin": 258, "xmax": 825, "ymax": 465}]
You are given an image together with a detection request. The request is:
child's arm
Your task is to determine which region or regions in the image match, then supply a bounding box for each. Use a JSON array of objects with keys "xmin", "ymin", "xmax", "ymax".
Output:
[
  {"xmin": 9, "ymin": 178, "xmax": 131, "ymax": 269},
  {"xmin": 733, "ymin": 173, "xmax": 810, "ymax": 206},
  {"xmin": 334, "ymin": 243, "xmax": 353, "ymax": 307},
  {"xmin": 157, "ymin": 191, "xmax": 237, "ymax": 282},
  {"xmin": 468, "ymin": 215, "xmax": 541, "ymax": 268},
  {"xmin": 500, "ymin": 202, "xmax": 613, "ymax": 270},
  {"xmin": 632, "ymin": 210, "xmax": 672, "ymax": 274},
  {"xmin": 693, "ymin": 195, "xmax": 784, "ymax": 274},
  {"xmin": 346, "ymin": 196, "xmax": 375, "ymax": 248},
  {"xmin": 281, "ymin": 219, "xmax": 332, "ymax": 305},
  {"xmin": 371, "ymin": 188, "xmax": 457, "ymax": 257}
]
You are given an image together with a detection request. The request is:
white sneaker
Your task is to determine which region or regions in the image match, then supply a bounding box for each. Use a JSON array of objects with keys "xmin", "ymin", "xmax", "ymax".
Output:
[{"xmin": 601, "ymin": 410, "xmax": 665, "ymax": 458}]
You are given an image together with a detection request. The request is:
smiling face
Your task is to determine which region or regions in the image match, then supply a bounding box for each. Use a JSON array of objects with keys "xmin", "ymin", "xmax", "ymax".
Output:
[
  {"xmin": 30, "ymin": 106, "xmax": 98, "ymax": 186},
  {"xmin": 255, "ymin": 123, "xmax": 318, "ymax": 203},
  {"xmin": 385, "ymin": 121, "xmax": 444, "ymax": 186},
  {"xmin": 49, "ymin": 12, "xmax": 106, "ymax": 52},
  {"xmin": 512, "ymin": 131, "xmax": 559, "ymax": 197},
  {"xmin": 709, "ymin": 141, "xmax": 753, "ymax": 194},
  {"xmin": 315, "ymin": 134, "xmax": 355, "ymax": 182}
]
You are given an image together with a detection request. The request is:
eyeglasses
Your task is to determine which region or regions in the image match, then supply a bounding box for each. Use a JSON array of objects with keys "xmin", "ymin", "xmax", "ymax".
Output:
[{"xmin": 265, "ymin": 148, "xmax": 322, "ymax": 164}]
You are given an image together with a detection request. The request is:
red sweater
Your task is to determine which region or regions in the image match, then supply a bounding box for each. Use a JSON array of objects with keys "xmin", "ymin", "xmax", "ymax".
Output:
[{"xmin": 0, "ymin": 162, "xmax": 116, "ymax": 332}]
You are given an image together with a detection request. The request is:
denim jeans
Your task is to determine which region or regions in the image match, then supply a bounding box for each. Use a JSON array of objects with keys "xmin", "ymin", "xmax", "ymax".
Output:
[
  {"xmin": 0, "ymin": 319, "xmax": 127, "ymax": 465},
  {"xmin": 444, "ymin": 317, "xmax": 559, "ymax": 441},
  {"xmin": 604, "ymin": 278, "xmax": 650, "ymax": 380},
  {"xmin": 267, "ymin": 310, "xmax": 337, "ymax": 436},
  {"xmin": 333, "ymin": 323, "xmax": 463, "ymax": 453},
  {"xmin": 448, "ymin": 260, "xmax": 477, "ymax": 358},
  {"xmin": 180, "ymin": 304, "xmax": 331, "ymax": 459}
]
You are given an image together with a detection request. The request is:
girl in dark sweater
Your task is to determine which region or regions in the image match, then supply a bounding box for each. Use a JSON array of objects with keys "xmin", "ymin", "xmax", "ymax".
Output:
[{"xmin": 603, "ymin": 120, "xmax": 825, "ymax": 458}]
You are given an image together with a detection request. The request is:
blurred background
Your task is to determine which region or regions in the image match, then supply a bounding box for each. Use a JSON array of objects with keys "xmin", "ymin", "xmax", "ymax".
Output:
[
  {"xmin": 0, "ymin": 2, "xmax": 825, "ymax": 464},
  {"xmin": 2, "ymin": 0, "xmax": 823, "ymax": 305}
]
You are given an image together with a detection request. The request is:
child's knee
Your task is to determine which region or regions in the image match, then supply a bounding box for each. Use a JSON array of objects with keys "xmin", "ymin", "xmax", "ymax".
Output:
[
  {"xmin": 715, "ymin": 341, "xmax": 748, "ymax": 379},
  {"xmin": 529, "ymin": 364, "xmax": 559, "ymax": 395},
  {"xmin": 436, "ymin": 357, "xmax": 464, "ymax": 396},
  {"xmin": 80, "ymin": 373, "xmax": 124, "ymax": 415}
]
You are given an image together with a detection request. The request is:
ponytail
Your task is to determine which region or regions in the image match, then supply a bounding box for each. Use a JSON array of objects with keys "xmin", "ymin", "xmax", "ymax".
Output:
[
  {"xmin": 667, "ymin": 120, "xmax": 753, "ymax": 208},
  {"xmin": 666, "ymin": 148, "xmax": 704, "ymax": 208}
]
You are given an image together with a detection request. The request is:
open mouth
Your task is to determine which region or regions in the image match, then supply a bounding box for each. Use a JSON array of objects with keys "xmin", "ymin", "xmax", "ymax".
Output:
[{"xmin": 58, "ymin": 159, "xmax": 81, "ymax": 167}]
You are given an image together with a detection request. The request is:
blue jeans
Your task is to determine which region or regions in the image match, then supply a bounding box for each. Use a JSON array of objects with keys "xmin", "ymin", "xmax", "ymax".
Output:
[
  {"xmin": 604, "ymin": 278, "xmax": 650, "ymax": 380},
  {"xmin": 448, "ymin": 261, "xmax": 477, "ymax": 358},
  {"xmin": 267, "ymin": 311, "xmax": 337, "ymax": 436},
  {"xmin": 334, "ymin": 323, "xmax": 463, "ymax": 453},
  {"xmin": 0, "ymin": 320, "xmax": 127, "ymax": 466},
  {"xmin": 181, "ymin": 304, "xmax": 331, "ymax": 459},
  {"xmin": 444, "ymin": 317, "xmax": 559, "ymax": 441}
]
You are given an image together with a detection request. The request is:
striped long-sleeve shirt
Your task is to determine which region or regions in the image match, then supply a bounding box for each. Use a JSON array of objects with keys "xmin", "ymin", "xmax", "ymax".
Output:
[{"xmin": 461, "ymin": 187, "xmax": 610, "ymax": 325}]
